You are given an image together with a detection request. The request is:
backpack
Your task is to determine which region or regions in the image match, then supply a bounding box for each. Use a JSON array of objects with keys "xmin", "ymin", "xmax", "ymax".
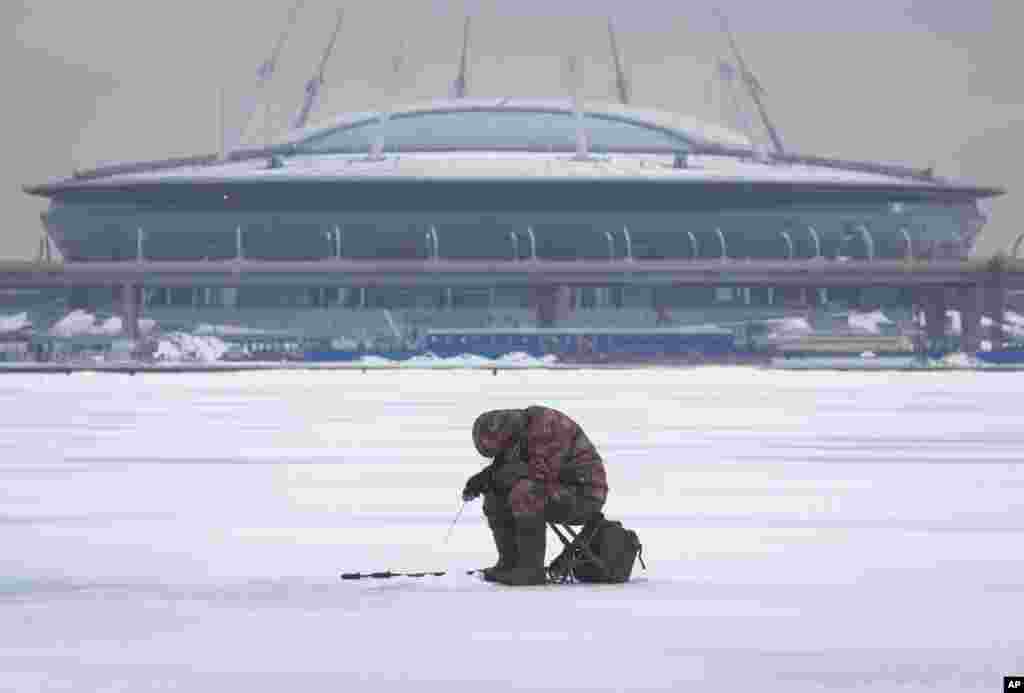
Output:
[{"xmin": 571, "ymin": 519, "xmax": 645, "ymax": 583}]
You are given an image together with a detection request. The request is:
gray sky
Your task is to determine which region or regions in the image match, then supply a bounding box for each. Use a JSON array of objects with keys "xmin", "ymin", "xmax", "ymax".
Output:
[{"xmin": 4, "ymin": 0, "xmax": 1021, "ymax": 260}]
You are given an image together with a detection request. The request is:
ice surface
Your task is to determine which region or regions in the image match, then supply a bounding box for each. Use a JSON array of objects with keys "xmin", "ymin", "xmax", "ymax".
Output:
[
  {"xmin": 0, "ymin": 312, "xmax": 31, "ymax": 333},
  {"xmin": 1, "ymin": 369, "xmax": 1022, "ymax": 691}
]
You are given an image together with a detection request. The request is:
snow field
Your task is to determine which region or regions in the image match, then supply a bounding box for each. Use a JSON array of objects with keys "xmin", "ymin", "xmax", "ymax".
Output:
[{"xmin": 1, "ymin": 368, "xmax": 1022, "ymax": 691}]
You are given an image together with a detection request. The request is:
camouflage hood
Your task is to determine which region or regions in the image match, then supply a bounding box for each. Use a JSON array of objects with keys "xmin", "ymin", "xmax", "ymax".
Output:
[{"xmin": 472, "ymin": 409, "xmax": 528, "ymax": 458}]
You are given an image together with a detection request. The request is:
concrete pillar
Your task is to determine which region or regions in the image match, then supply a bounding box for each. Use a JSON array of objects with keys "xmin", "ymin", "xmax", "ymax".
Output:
[
  {"xmin": 957, "ymin": 286, "xmax": 982, "ymax": 353},
  {"xmin": 122, "ymin": 283, "xmax": 140, "ymax": 341},
  {"xmin": 984, "ymin": 282, "xmax": 1006, "ymax": 351},
  {"xmin": 535, "ymin": 285, "xmax": 571, "ymax": 327},
  {"xmin": 923, "ymin": 288, "xmax": 948, "ymax": 352}
]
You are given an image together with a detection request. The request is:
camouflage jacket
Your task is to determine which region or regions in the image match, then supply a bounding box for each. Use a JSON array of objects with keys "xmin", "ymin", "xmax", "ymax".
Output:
[{"xmin": 472, "ymin": 406, "xmax": 608, "ymax": 503}]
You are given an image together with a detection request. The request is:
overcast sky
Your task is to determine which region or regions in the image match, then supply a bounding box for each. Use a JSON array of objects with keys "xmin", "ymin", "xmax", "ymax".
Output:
[{"xmin": 4, "ymin": 0, "xmax": 1021, "ymax": 260}]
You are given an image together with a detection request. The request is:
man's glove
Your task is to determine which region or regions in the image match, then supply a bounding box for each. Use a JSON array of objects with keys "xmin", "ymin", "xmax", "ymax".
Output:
[
  {"xmin": 462, "ymin": 467, "xmax": 493, "ymax": 501},
  {"xmin": 491, "ymin": 460, "xmax": 529, "ymax": 492}
]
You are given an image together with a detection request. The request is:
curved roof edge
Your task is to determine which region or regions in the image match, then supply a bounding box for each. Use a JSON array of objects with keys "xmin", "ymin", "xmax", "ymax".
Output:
[{"xmin": 283, "ymin": 98, "xmax": 756, "ymax": 151}]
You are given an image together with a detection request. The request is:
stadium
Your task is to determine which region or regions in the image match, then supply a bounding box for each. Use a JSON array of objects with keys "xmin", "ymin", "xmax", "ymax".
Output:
[{"xmin": 11, "ymin": 12, "xmax": 1012, "ymax": 362}]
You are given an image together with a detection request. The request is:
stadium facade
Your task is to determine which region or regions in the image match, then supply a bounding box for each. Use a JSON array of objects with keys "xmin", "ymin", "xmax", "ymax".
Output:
[{"xmin": 19, "ymin": 14, "xmax": 1007, "ymax": 356}]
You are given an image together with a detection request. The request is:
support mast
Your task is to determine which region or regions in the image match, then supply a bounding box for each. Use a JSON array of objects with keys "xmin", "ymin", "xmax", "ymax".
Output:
[
  {"xmin": 224, "ymin": 0, "xmax": 306, "ymax": 157},
  {"xmin": 607, "ymin": 18, "xmax": 630, "ymax": 105},
  {"xmin": 714, "ymin": 8, "xmax": 785, "ymax": 156},
  {"xmin": 292, "ymin": 8, "xmax": 345, "ymax": 131},
  {"xmin": 450, "ymin": 16, "xmax": 472, "ymax": 99}
]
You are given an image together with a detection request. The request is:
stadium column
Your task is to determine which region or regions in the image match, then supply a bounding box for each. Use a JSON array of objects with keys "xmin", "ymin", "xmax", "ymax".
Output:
[
  {"xmin": 923, "ymin": 288, "xmax": 948, "ymax": 351},
  {"xmin": 983, "ymin": 264, "xmax": 1007, "ymax": 350},
  {"xmin": 121, "ymin": 283, "xmax": 141, "ymax": 341},
  {"xmin": 535, "ymin": 285, "xmax": 571, "ymax": 327},
  {"xmin": 957, "ymin": 285, "xmax": 982, "ymax": 354}
]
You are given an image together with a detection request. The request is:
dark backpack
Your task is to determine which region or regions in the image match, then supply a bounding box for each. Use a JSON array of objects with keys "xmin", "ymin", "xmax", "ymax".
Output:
[{"xmin": 572, "ymin": 519, "xmax": 645, "ymax": 583}]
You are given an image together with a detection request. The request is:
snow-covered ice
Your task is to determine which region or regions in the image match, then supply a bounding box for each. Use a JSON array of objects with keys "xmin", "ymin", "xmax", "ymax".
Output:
[{"xmin": 1, "ymin": 368, "xmax": 1022, "ymax": 691}]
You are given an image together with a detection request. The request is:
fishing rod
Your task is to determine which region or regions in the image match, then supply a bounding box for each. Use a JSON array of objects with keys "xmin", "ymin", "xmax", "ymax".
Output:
[
  {"xmin": 340, "ymin": 569, "xmax": 486, "ymax": 580},
  {"xmin": 340, "ymin": 500, "xmax": 470, "ymax": 581},
  {"xmin": 341, "ymin": 570, "xmax": 445, "ymax": 580},
  {"xmin": 443, "ymin": 499, "xmax": 467, "ymax": 545}
]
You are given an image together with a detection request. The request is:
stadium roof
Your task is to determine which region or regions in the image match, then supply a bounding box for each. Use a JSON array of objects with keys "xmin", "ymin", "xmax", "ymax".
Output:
[
  {"xmin": 281, "ymin": 98, "xmax": 755, "ymax": 153},
  {"xmin": 24, "ymin": 100, "xmax": 1003, "ymax": 201}
]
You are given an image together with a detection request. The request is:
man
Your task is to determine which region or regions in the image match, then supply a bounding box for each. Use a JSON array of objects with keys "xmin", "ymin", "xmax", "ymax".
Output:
[{"xmin": 462, "ymin": 406, "xmax": 608, "ymax": 586}]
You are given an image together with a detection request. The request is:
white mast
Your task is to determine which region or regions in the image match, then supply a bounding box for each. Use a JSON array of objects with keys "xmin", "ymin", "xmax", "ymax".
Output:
[
  {"xmin": 714, "ymin": 8, "xmax": 786, "ymax": 156},
  {"xmin": 369, "ymin": 40, "xmax": 407, "ymax": 159},
  {"xmin": 607, "ymin": 18, "xmax": 630, "ymax": 105},
  {"xmin": 450, "ymin": 16, "xmax": 472, "ymax": 99},
  {"xmin": 564, "ymin": 55, "xmax": 590, "ymax": 160},
  {"xmin": 223, "ymin": 0, "xmax": 306, "ymax": 157},
  {"xmin": 292, "ymin": 7, "xmax": 345, "ymax": 131}
]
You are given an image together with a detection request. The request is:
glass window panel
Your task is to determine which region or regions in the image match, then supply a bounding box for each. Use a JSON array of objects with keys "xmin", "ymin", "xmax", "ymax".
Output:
[{"xmin": 297, "ymin": 110, "xmax": 690, "ymax": 153}]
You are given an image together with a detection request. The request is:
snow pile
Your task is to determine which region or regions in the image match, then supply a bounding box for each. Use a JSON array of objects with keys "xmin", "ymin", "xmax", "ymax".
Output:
[
  {"xmin": 445, "ymin": 353, "xmax": 493, "ymax": 367},
  {"xmin": 402, "ymin": 353, "xmax": 443, "ymax": 365},
  {"xmin": 356, "ymin": 355, "xmax": 397, "ymax": 366},
  {"xmin": 762, "ymin": 317, "xmax": 813, "ymax": 343},
  {"xmin": 768, "ymin": 317, "xmax": 812, "ymax": 334},
  {"xmin": 97, "ymin": 316, "xmax": 123, "ymax": 335},
  {"xmin": 848, "ymin": 310, "xmax": 892, "ymax": 334},
  {"xmin": 154, "ymin": 333, "xmax": 228, "ymax": 362},
  {"xmin": 50, "ymin": 310, "xmax": 99, "ymax": 337},
  {"xmin": 358, "ymin": 351, "xmax": 559, "ymax": 368},
  {"xmin": 946, "ymin": 310, "xmax": 963, "ymax": 335},
  {"xmin": 943, "ymin": 352, "xmax": 983, "ymax": 368},
  {"xmin": 943, "ymin": 311, "xmax": 1024, "ymax": 339},
  {"xmin": 496, "ymin": 351, "xmax": 559, "ymax": 365},
  {"xmin": 330, "ymin": 337, "xmax": 361, "ymax": 350},
  {"xmin": 1005, "ymin": 322, "xmax": 1024, "ymax": 338},
  {"xmin": 195, "ymin": 323, "xmax": 269, "ymax": 336},
  {"xmin": 48, "ymin": 310, "xmax": 156, "ymax": 338},
  {"xmin": 0, "ymin": 312, "xmax": 30, "ymax": 333},
  {"xmin": 980, "ymin": 315, "xmax": 1024, "ymax": 338}
]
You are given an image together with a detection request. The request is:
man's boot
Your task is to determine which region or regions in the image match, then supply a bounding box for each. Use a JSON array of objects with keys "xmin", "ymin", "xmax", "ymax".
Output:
[
  {"xmin": 492, "ymin": 517, "xmax": 547, "ymax": 586},
  {"xmin": 483, "ymin": 517, "xmax": 518, "ymax": 582}
]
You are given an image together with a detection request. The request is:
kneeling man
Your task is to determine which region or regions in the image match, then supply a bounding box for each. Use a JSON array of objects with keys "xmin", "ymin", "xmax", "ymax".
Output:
[{"xmin": 462, "ymin": 406, "xmax": 608, "ymax": 586}]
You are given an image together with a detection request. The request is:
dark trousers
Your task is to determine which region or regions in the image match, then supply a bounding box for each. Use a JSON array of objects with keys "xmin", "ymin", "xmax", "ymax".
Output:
[{"xmin": 484, "ymin": 484, "xmax": 604, "ymax": 526}]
